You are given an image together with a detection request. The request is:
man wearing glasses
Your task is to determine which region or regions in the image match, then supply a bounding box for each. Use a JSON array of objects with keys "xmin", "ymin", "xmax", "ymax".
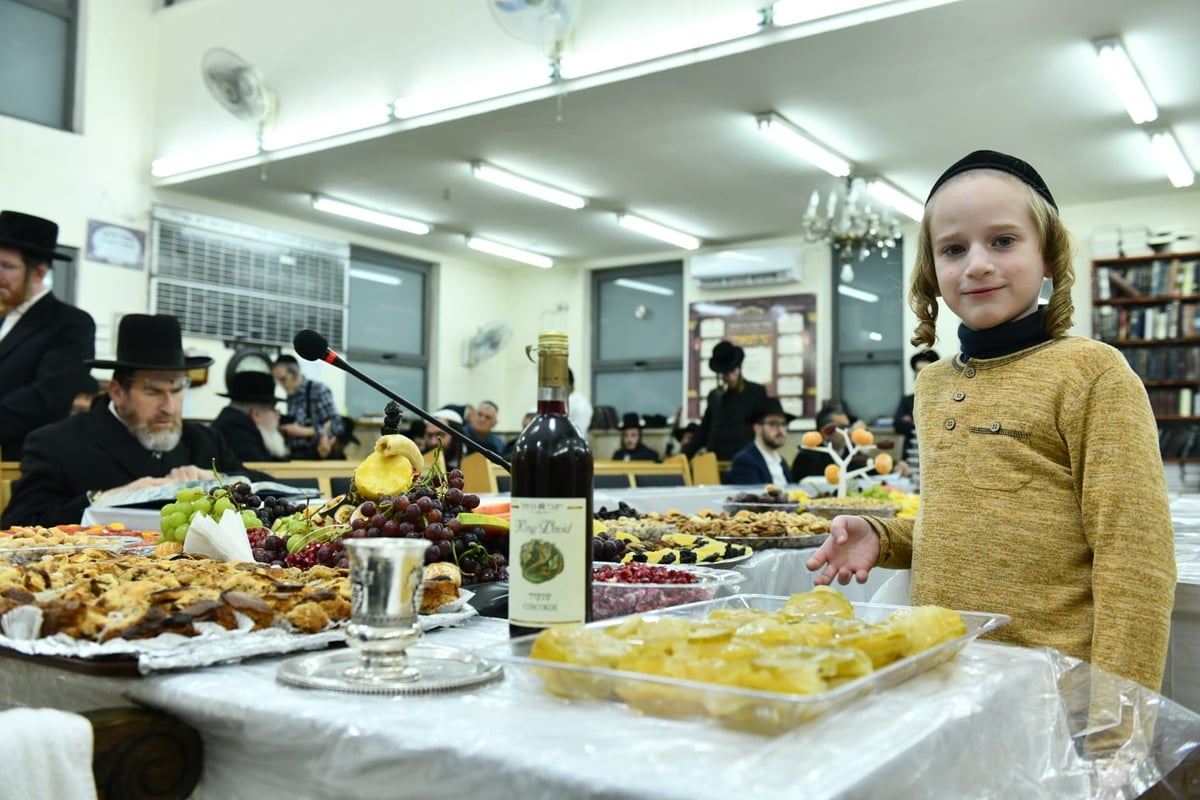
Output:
[
  {"xmin": 2, "ymin": 314, "xmax": 259, "ymax": 527},
  {"xmin": 726, "ymin": 397, "xmax": 795, "ymax": 486}
]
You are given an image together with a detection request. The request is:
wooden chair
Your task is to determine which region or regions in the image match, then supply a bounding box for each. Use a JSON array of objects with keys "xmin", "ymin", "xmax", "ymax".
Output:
[
  {"xmin": 460, "ymin": 452, "xmax": 498, "ymax": 494},
  {"xmin": 0, "ymin": 460, "xmax": 21, "ymax": 482},
  {"xmin": 690, "ymin": 452, "xmax": 721, "ymax": 485},
  {"xmin": 0, "ymin": 478, "xmax": 10, "ymax": 519},
  {"xmin": 594, "ymin": 457, "xmax": 692, "ymax": 489},
  {"xmin": 244, "ymin": 460, "xmax": 353, "ymax": 499}
]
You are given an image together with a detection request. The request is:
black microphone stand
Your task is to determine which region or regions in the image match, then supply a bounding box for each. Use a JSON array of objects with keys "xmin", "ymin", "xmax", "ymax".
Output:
[{"xmin": 298, "ymin": 345, "xmax": 512, "ymax": 473}]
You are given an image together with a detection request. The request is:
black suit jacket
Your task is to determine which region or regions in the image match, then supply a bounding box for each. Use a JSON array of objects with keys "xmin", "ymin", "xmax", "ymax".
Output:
[
  {"xmin": 0, "ymin": 294, "xmax": 95, "ymax": 460},
  {"xmin": 211, "ymin": 406, "xmax": 285, "ymax": 463},
  {"xmin": 727, "ymin": 442, "xmax": 792, "ymax": 485},
  {"xmin": 1, "ymin": 405, "xmax": 263, "ymax": 527}
]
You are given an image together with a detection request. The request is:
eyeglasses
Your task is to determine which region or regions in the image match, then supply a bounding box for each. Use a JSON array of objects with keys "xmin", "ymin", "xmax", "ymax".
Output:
[{"xmin": 761, "ymin": 419, "xmax": 788, "ymax": 429}]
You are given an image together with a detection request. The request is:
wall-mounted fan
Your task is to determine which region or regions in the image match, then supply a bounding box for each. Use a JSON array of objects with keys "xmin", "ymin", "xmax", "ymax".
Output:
[
  {"xmin": 201, "ymin": 47, "xmax": 276, "ymax": 129},
  {"xmin": 489, "ymin": 0, "xmax": 582, "ymax": 65},
  {"xmin": 463, "ymin": 321, "xmax": 514, "ymax": 367}
]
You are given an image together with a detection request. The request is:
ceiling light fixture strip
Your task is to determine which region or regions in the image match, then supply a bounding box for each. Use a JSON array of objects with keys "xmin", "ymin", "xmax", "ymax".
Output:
[
  {"xmin": 616, "ymin": 214, "xmax": 702, "ymax": 250},
  {"xmin": 1149, "ymin": 130, "xmax": 1196, "ymax": 189},
  {"xmin": 1093, "ymin": 37, "xmax": 1158, "ymax": 125},
  {"xmin": 311, "ymin": 196, "xmax": 431, "ymax": 235},
  {"xmin": 466, "ymin": 236, "xmax": 553, "ymax": 269},
  {"xmin": 470, "ymin": 162, "xmax": 588, "ymax": 209}
]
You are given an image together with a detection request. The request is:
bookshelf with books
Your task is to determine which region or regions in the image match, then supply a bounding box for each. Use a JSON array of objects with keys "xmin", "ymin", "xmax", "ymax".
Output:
[{"xmin": 1091, "ymin": 251, "xmax": 1200, "ymax": 463}]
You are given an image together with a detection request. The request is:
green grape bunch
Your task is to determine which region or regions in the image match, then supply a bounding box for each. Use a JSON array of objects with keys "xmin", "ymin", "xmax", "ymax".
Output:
[{"xmin": 157, "ymin": 481, "xmax": 264, "ymax": 543}]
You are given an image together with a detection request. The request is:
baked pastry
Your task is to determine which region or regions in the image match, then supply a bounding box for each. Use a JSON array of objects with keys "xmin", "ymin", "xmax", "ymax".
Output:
[{"xmin": 421, "ymin": 562, "xmax": 461, "ymax": 614}]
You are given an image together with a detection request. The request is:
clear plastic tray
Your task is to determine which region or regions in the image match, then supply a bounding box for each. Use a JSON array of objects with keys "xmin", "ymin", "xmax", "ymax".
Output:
[
  {"xmin": 0, "ymin": 537, "xmax": 142, "ymax": 564},
  {"xmin": 478, "ymin": 594, "xmax": 1010, "ymax": 735}
]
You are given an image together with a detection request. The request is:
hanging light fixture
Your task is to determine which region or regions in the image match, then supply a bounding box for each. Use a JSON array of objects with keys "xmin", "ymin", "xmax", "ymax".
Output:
[{"xmin": 802, "ymin": 176, "xmax": 904, "ymax": 269}]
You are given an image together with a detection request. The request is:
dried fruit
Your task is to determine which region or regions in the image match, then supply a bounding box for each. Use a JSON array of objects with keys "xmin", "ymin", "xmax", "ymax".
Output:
[
  {"xmin": 874, "ymin": 453, "xmax": 894, "ymax": 475},
  {"xmin": 851, "ymin": 428, "xmax": 875, "ymax": 446},
  {"xmin": 824, "ymin": 464, "xmax": 841, "ymax": 483}
]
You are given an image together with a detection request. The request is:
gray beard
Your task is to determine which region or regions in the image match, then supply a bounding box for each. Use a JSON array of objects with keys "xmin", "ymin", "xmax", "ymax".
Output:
[
  {"xmin": 132, "ymin": 425, "xmax": 183, "ymax": 452},
  {"xmin": 259, "ymin": 425, "xmax": 290, "ymax": 459}
]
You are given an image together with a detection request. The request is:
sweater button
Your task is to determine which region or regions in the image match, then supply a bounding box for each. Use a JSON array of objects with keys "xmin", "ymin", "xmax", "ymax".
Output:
[
  {"xmin": 944, "ymin": 418, "xmax": 956, "ymax": 430},
  {"xmin": 990, "ymin": 421, "xmax": 1001, "ymax": 432},
  {"xmin": 964, "ymin": 367, "xmax": 977, "ymax": 378},
  {"xmin": 953, "ymin": 391, "xmax": 965, "ymax": 401}
]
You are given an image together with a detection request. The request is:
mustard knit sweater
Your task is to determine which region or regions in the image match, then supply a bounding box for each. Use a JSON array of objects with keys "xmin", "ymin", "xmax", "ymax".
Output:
[{"xmin": 871, "ymin": 337, "xmax": 1176, "ymax": 690}]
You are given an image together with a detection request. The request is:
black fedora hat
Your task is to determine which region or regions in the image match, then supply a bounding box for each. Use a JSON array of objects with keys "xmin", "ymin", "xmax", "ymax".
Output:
[
  {"xmin": 220, "ymin": 371, "xmax": 285, "ymax": 404},
  {"xmin": 746, "ymin": 397, "xmax": 797, "ymax": 426},
  {"xmin": 708, "ymin": 340, "xmax": 745, "ymax": 373},
  {"xmin": 619, "ymin": 412, "xmax": 643, "ymax": 430},
  {"xmin": 0, "ymin": 210, "xmax": 70, "ymax": 263},
  {"xmin": 87, "ymin": 314, "xmax": 215, "ymax": 371}
]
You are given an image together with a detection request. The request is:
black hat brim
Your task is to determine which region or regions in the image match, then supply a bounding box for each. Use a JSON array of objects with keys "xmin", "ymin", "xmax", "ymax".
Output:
[
  {"xmin": 85, "ymin": 355, "xmax": 215, "ymax": 371},
  {"xmin": 218, "ymin": 392, "xmax": 287, "ymax": 404}
]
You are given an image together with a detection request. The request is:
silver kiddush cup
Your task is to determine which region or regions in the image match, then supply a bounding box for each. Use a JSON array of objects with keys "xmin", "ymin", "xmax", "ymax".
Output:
[{"xmin": 344, "ymin": 538, "xmax": 428, "ymax": 682}]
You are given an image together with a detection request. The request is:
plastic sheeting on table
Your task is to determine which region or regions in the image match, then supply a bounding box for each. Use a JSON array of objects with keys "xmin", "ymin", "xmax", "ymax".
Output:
[
  {"xmin": 97, "ymin": 617, "xmax": 1199, "ymax": 800},
  {"xmin": 731, "ymin": 547, "xmax": 899, "ymax": 602}
]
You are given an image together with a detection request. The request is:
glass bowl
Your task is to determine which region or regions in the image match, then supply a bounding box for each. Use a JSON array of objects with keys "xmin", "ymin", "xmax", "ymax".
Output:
[
  {"xmin": 722, "ymin": 501, "xmax": 803, "ymax": 515},
  {"xmin": 592, "ymin": 563, "xmax": 744, "ymax": 620},
  {"xmin": 804, "ymin": 498, "xmax": 899, "ymax": 520}
]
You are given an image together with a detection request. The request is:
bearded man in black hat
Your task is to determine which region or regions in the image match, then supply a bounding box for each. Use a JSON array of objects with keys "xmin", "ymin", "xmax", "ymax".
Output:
[
  {"xmin": 1, "ymin": 314, "xmax": 266, "ymax": 527},
  {"xmin": 0, "ymin": 210, "xmax": 96, "ymax": 461},
  {"xmin": 212, "ymin": 371, "xmax": 291, "ymax": 462},
  {"xmin": 681, "ymin": 340, "xmax": 767, "ymax": 461},
  {"xmin": 727, "ymin": 397, "xmax": 795, "ymax": 486}
]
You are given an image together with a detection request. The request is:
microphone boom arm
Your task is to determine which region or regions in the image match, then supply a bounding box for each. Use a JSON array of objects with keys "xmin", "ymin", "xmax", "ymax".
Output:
[{"xmin": 295, "ymin": 331, "xmax": 512, "ymax": 472}]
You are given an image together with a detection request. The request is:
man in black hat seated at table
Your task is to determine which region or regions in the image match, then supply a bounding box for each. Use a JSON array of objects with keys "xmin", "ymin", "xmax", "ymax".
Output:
[
  {"xmin": 0, "ymin": 210, "xmax": 96, "ymax": 461},
  {"xmin": 212, "ymin": 371, "xmax": 290, "ymax": 462},
  {"xmin": 611, "ymin": 413, "xmax": 659, "ymax": 462},
  {"xmin": 681, "ymin": 340, "xmax": 767, "ymax": 461},
  {"xmin": 1, "ymin": 314, "xmax": 266, "ymax": 527},
  {"xmin": 726, "ymin": 397, "xmax": 795, "ymax": 486}
]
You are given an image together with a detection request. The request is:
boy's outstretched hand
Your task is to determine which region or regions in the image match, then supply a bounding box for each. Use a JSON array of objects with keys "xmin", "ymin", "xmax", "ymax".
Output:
[{"xmin": 806, "ymin": 515, "xmax": 882, "ymax": 585}]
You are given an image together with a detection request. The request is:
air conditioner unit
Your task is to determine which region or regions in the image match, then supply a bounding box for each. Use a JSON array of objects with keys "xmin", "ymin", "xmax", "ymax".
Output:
[{"xmin": 689, "ymin": 245, "xmax": 802, "ymax": 289}]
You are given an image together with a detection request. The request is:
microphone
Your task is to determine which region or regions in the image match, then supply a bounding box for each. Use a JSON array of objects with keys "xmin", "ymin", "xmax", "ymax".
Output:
[{"xmin": 293, "ymin": 329, "xmax": 512, "ymax": 472}]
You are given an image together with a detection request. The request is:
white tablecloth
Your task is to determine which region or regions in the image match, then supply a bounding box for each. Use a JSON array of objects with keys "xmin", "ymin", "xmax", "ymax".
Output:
[{"xmin": 4, "ymin": 618, "xmax": 1199, "ymax": 799}]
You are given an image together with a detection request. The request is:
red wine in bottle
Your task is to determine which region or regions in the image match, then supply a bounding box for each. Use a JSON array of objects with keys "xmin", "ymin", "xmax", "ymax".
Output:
[{"xmin": 508, "ymin": 331, "xmax": 594, "ymax": 638}]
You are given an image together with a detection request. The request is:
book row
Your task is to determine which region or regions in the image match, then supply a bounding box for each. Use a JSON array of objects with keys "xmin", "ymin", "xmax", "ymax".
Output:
[
  {"xmin": 1093, "ymin": 302, "xmax": 1200, "ymax": 342},
  {"xmin": 1147, "ymin": 388, "xmax": 1200, "ymax": 418},
  {"xmin": 1094, "ymin": 258, "xmax": 1200, "ymax": 299},
  {"xmin": 1113, "ymin": 344, "xmax": 1200, "ymax": 381}
]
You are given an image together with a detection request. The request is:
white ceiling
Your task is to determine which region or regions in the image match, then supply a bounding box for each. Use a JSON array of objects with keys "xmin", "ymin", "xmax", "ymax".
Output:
[{"xmin": 158, "ymin": 0, "xmax": 1200, "ymax": 267}]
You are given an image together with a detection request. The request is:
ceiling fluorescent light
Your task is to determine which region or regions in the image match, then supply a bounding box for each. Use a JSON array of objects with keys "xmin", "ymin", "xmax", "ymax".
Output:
[
  {"xmin": 755, "ymin": 113, "xmax": 851, "ymax": 177},
  {"xmin": 617, "ymin": 214, "xmax": 702, "ymax": 250},
  {"xmin": 614, "ymin": 278, "xmax": 675, "ymax": 296},
  {"xmin": 470, "ymin": 162, "xmax": 587, "ymax": 209},
  {"xmin": 349, "ymin": 268, "xmax": 403, "ymax": 287},
  {"xmin": 837, "ymin": 284, "xmax": 880, "ymax": 303},
  {"xmin": 1094, "ymin": 38, "xmax": 1158, "ymax": 125},
  {"xmin": 866, "ymin": 180, "xmax": 924, "ymax": 221},
  {"xmin": 1149, "ymin": 130, "xmax": 1196, "ymax": 188},
  {"xmin": 466, "ymin": 236, "xmax": 553, "ymax": 269},
  {"xmin": 150, "ymin": 140, "xmax": 260, "ymax": 178},
  {"xmin": 311, "ymin": 196, "xmax": 431, "ymax": 235}
]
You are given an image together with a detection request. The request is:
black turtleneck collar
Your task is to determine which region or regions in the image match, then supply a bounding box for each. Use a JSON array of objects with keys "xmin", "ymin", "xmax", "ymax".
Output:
[{"xmin": 958, "ymin": 306, "xmax": 1051, "ymax": 361}]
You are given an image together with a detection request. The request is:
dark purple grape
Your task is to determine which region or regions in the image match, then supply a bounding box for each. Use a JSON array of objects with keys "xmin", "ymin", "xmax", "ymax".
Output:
[
  {"xmin": 403, "ymin": 505, "xmax": 421, "ymax": 522},
  {"xmin": 416, "ymin": 496, "xmax": 433, "ymax": 514},
  {"xmin": 263, "ymin": 496, "xmax": 278, "ymax": 508},
  {"xmin": 359, "ymin": 501, "xmax": 377, "ymax": 517},
  {"xmin": 393, "ymin": 496, "xmax": 410, "ymax": 513},
  {"xmin": 460, "ymin": 556, "xmax": 478, "ymax": 575},
  {"xmin": 350, "ymin": 517, "xmax": 367, "ymax": 531},
  {"xmin": 463, "ymin": 495, "xmax": 480, "ymax": 510},
  {"xmin": 252, "ymin": 548, "xmax": 268, "ymax": 562},
  {"xmin": 424, "ymin": 545, "xmax": 440, "ymax": 564},
  {"xmin": 382, "ymin": 520, "xmax": 400, "ymax": 537},
  {"xmin": 366, "ymin": 526, "xmax": 380, "ymax": 537},
  {"xmin": 436, "ymin": 540, "xmax": 453, "ymax": 558},
  {"xmin": 316, "ymin": 545, "xmax": 333, "ymax": 564},
  {"xmin": 370, "ymin": 513, "xmax": 387, "ymax": 529}
]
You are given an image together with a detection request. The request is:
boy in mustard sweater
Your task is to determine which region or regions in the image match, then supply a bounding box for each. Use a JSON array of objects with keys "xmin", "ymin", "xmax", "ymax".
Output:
[{"xmin": 807, "ymin": 150, "xmax": 1176, "ymax": 690}]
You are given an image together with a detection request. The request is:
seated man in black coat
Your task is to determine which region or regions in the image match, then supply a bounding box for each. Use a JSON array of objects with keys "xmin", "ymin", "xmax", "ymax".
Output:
[
  {"xmin": 726, "ymin": 397, "xmax": 795, "ymax": 486},
  {"xmin": 212, "ymin": 371, "xmax": 290, "ymax": 462},
  {"xmin": 611, "ymin": 413, "xmax": 659, "ymax": 462},
  {"xmin": 2, "ymin": 314, "xmax": 264, "ymax": 527}
]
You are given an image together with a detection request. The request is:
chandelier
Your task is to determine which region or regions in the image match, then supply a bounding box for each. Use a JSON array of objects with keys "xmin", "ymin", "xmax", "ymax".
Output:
[{"xmin": 801, "ymin": 176, "xmax": 903, "ymax": 268}]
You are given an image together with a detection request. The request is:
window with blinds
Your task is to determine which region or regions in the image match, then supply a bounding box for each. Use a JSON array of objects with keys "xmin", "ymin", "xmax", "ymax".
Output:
[{"xmin": 150, "ymin": 205, "xmax": 348, "ymax": 349}]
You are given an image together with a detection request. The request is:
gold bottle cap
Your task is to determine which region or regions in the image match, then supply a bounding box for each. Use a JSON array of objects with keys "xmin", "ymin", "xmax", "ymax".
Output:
[{"xmin": 538, "ymin": 330, "xmax": 569, "ymax": 351}]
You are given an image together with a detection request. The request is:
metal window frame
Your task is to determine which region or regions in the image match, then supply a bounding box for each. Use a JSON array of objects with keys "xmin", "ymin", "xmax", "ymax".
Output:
[
  {"xmin": 344, "ymin": 245, "xmax": 431, "ymax": 378},
  {"xmin": 1, "ymin": 0, "xmax": 79, "ymax": 131},
  {"xmin": 590, "ymin": 260, "xmax": 684, "ymax": 400},
  {"xmin": 830, "ymin": 244, "xmax": 905, "ymax": 417}
]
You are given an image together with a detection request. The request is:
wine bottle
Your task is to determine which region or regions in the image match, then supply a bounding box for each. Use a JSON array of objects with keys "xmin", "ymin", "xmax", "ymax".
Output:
[{"xmin": 508, "ymin": 331, "xmax": 594, "ymax": 638}]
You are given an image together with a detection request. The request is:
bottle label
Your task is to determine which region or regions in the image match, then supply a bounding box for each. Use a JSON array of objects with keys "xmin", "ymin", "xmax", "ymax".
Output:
[{"xmin": 508, "ymin": 497, "xmax": 589, "ymax": 627}]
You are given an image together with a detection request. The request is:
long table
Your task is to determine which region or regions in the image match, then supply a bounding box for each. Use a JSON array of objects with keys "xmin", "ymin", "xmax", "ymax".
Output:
[{"xmin": 3, "ymin": 617, "xmax": 1199, "ymax": 799}]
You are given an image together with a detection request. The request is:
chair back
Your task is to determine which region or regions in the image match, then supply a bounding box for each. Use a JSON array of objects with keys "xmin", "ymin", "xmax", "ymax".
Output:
[
  {"xmin": 690, "ymin": 451, "xmax": 721, "ymax": 485},
  {"xmin": 460, "ymin": 452, "xmax": 498, "ymax": 494}
]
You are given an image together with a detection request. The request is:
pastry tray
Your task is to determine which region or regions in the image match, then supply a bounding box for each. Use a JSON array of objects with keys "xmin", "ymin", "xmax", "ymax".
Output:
[{"xmin": 476, "ymin": 594, "xmax": 1010, "ymax": 735}]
